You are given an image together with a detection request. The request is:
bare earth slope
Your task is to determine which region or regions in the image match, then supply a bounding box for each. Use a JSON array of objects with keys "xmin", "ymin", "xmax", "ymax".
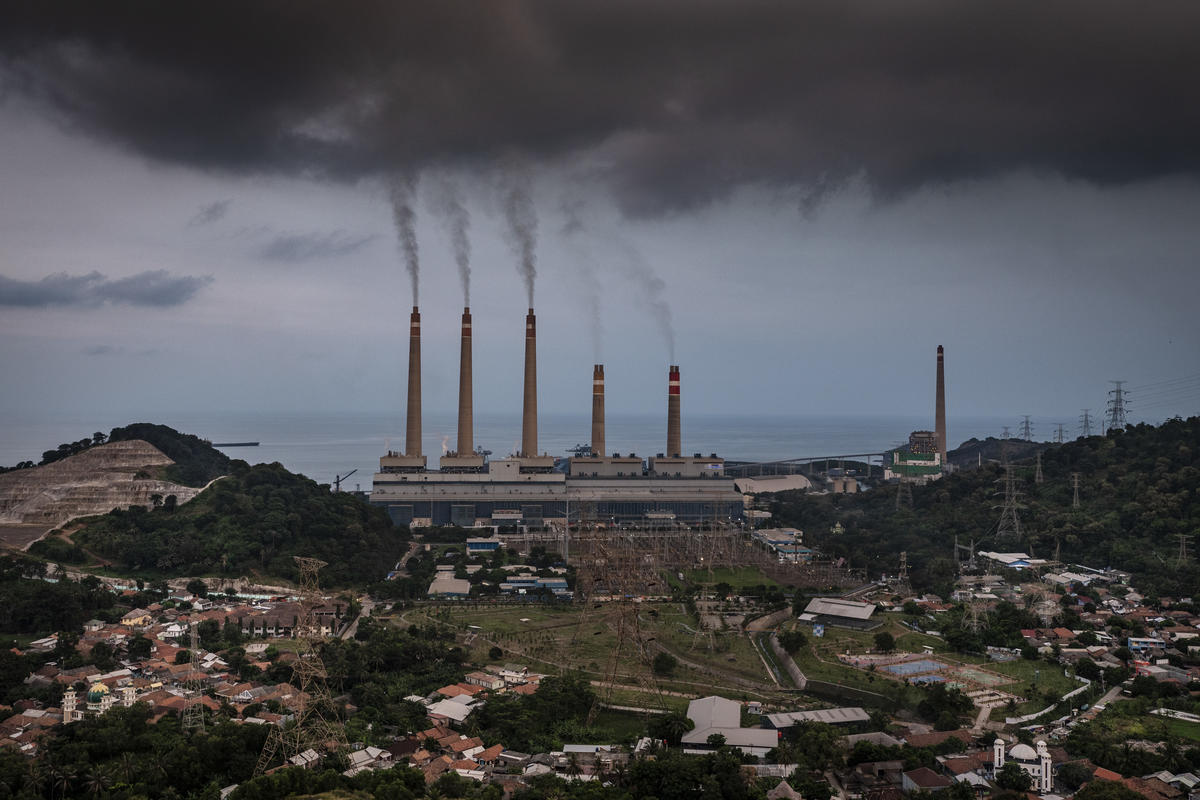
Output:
[{"xmin": 0, "ymin": 440, "xmax": 205, "ymax": 549}]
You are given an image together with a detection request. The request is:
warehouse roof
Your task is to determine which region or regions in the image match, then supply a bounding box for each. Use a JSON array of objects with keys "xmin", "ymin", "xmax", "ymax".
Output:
[
  {"xmin": 804, "ymin": 598, "xmax": 875, "ymax": 621},
  {"xmin": 765, "ymin": 707, "xmax": 870, "ymax": 729}
]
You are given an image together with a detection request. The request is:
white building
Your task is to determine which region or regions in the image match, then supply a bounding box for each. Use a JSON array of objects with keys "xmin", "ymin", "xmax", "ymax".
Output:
[{"xmin": 993, "ymin": 738, "xmax": 1053, "ymax": 794}]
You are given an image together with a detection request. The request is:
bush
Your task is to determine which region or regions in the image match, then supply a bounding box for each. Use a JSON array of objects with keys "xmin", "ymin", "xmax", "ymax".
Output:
[{"xmin": 652, "ymin": 652, "xmax": 678, "ymax": 676}]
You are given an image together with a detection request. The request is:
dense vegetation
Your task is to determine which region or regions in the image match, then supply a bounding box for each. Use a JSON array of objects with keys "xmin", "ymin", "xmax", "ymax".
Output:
[
  {"xmin": 773, "ymin": 417, "xmax": 1200, "ymax": 597},
  {"xmin": 72, "ymin": 461, "xmax": 406, "ymax": 585},
  {"xmin": 0, "ymin": 556, "xmax": 117, "ymax": 636},
  {"xmin": 108, "ymin": 422, "xmax": 234, "ymax": 487}
]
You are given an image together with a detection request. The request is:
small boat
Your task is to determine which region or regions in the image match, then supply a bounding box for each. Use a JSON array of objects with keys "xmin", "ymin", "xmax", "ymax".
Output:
[{"xmin": 212, "ymin": 441, "xmax": 260, "ymax": 447}]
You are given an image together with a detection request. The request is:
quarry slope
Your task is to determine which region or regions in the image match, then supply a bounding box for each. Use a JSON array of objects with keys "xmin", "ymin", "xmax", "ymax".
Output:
[{"xmin": 0, "ymin": 440, "xmax": 207, "ymax": 549}]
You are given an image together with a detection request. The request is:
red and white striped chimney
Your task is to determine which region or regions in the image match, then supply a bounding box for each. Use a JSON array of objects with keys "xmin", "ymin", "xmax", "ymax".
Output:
[{"xmin": 667, "ymin": 365, "xmax": 681, "ymax": 457}]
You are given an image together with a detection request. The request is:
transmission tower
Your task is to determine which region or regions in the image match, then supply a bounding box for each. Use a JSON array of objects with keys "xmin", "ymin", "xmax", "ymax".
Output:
[
  {"xmin": 895, "ymin": 479, "xmax": 913, "ymax": 510},
  {"xmin": 586, "ymin": 535, "xmax": 668, "ymax": 725},
  {"xmin": 1020, "ymin": 415, "xmax": 1034, "ymax": 442},
  {"xmin": 1178, "ymin": 534, "xmax": 1193, "ymax": 568},
  {"xmin": 962, "ymin": 601, "xmax": 984, "ymax": 634},
  {"xmin": 1070, "ymin": 472, "xmax": 1081, "ymax": 509},
  {"xmin": 994, "ymin": 466, "xmax": 1025, "ymax": 543},
  {"xmin": 1034, "ymin": 452, "xmax": 1044, "ymax": 484},
  {"xmin": 255, "ymin": 557, "xmax": 348, "ymax": 775},
  {"xmin": 1079, "ymin": 409, "xmax": 1093, "ymax": 438},
  {"xmin": 954, "ymin": 536, "xmax": 977, "ymax": 573},
  {"xmin": 181, "ymin": 621, "xmax": 206, "ymax": 732},
  {"xmin": 1000, "ymin": 425, "xmax": 1012, "ymax": 440},
  {"xmin": 1106, "ymin": 381, "xmax": 1129, "ymax": 431},
  {"xmin": 1054, "ymin": 423, "xmax": 1065, "ymax": 444}
]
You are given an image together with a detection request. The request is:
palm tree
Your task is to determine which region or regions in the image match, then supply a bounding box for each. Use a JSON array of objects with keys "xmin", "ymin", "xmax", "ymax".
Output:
[{"xmin": 83, "ymin": 765, "xmax": 112, "ymax": 799}]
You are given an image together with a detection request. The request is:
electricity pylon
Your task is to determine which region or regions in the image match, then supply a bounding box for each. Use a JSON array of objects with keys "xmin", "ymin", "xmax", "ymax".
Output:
[
  {"xmin": 255, "ymin": 557, "xmax": 347, "ymax": 775},
  {"xmin": 1106, "ymin": 381, "xmax": 1129, "ymax": 431},
  {"xmin": 994, "ymin": 466, "xmax": 1024, "ymax": 543}
]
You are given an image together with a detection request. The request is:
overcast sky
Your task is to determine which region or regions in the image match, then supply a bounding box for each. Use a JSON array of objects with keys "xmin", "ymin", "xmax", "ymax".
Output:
[{"xmin": 2, "ymin": 1, "xmax": 1199, "ymax": 427}]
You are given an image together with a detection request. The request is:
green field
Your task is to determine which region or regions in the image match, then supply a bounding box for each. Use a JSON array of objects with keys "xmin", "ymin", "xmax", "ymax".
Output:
[
  {"xmin": 395, "ymin": 601, "xmax": 793, "ymax": 705},
  {"xmin": 682, "ymin": 566, "xmax": 779, "ymax": 589}
]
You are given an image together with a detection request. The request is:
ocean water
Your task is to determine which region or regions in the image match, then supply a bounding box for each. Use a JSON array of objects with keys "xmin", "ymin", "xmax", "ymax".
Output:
[{"xmin": 2, "ymin": 410, "xmax": 1014, "ymax": 489}]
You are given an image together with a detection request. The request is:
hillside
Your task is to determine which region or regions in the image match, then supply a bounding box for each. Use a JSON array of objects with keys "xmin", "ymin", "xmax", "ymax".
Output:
[
  {"xmin": 771, "ymin": 416, "xmax": 1200, "ymax": 598},
  {"xmin": 0, "ymin": 440, "xmax": 207, "ymax": 550},
  {"xmin": 71, "ymin": 461, "xmax": 406, "ymax": 586}
]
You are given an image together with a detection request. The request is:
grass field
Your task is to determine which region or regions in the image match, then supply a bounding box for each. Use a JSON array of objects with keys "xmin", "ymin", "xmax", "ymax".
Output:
[
  {"xmin": 682, "ymin": 566, "xmax": 779, "ymax": 589},
  {"xmin": 395, "ymin": 601, "xmax": 794, "ymax": 705}
]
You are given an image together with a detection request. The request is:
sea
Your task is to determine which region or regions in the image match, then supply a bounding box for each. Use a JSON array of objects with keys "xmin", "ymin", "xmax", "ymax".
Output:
[{"xmin": 1, "ymin": 410, "xmax": 1017, "ymax": 490}]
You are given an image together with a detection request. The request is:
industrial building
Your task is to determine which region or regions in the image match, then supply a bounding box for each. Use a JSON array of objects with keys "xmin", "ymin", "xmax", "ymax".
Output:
[{"xmin": 370, "ymin": 306, "xmax": 743, "ymax": 528}]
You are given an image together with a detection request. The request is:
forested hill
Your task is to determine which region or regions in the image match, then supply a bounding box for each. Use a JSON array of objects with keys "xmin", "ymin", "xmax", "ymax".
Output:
[
  {"xmin": 108, "ymin": 422, "xmax": 233, "ymax": 487},
  {"xmin": 71, "ymin": 461, "xmax": 406, "ymax": 586},
  {"xmin": 772, "ymin": 416, "xmax": 1200, "ymax": 598}
]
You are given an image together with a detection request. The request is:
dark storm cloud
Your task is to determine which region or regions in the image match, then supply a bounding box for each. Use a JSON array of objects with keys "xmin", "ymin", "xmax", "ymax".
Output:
[
  {"xmin": 0, "ymin": 270, "xmax": 212, "ymax": 308},
  {"xmin": 2, "ymin": 1, "xmax": 1199, "ymax": 213},
  {"xmin": 257, "ymin": 230, "xmax": 377, "ymax": 262},
  {"xmin": 189, "ymin": 199, "xmax": 230, "ymax": 226}
]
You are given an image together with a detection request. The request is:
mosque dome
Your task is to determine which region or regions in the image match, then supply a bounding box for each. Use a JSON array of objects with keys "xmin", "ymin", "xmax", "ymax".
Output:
[
  {"xmin": 86, "ymin": 683, "xmax": 110, "ymax": 704},
  {"xmin": 1009, "ymin": 743, "xmax": 1037, "ymax": 761}
]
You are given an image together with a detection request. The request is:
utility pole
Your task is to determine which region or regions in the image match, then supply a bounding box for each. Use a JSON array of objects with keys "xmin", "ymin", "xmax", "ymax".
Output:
[
  {"xmin": 995, "ymin": 465, "xmax": 1024, "ymax": 543},
  {"xmin": 1020, "ymin": 415, "xmax": 1034, "ymax": 442},
  {"xmin": 1071, "ymin": 472, "xmax": 1081, "ymax": 509},
  {"xmin": 1054, "ymin": 423, "xmax": 1065, "ymax": 444},
  {"xmin": 1079, "ymin": 409, "xmax": 1093, "ymax": 438},
  {"xmin": 1106, "ymin": 381, "xmax": 1129, "ymax": 431}
]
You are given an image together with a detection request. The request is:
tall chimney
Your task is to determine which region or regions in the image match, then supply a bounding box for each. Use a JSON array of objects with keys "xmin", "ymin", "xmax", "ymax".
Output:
[
  {"xmin": 457, "ymin": 307, "xmax": 473, "ymax": 455},
  {"xmin": 935, "ymin": 345, "xmax": 947, "ymax": 464},
  {"xmin": 521, "ymin": 308, "xmax": 538, "ymax": 457},
  {"xmin": 405, "ymin": 306, "xmax": 421, "ymax": 456},
  {"xmin": 667, "ymin": 365, "xmax": 681, "ymax": 457},
  {"xmin": 591, "ymin": 364, "xmax": 605, "ymax": 457}
]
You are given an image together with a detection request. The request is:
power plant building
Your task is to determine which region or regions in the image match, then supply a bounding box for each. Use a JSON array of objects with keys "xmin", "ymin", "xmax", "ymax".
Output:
[{"xmin": 370, "ymin": 307, "xmax": 742, "ymax": 528}]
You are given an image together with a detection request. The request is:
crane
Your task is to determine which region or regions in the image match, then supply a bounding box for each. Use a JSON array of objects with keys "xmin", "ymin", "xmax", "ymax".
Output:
[{"xmin": 333, "ymin": 469, "xmax": 357, "ymax": 492}]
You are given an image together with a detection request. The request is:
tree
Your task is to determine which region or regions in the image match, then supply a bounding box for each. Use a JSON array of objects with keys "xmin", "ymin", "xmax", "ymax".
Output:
[
  {"xmin": 996, "ymin": 762, "xmax": 1033, "ymax": 792},
  {"xmin": 779, "ymin": 630, "xmax": 807, "ymax": 654},
  {"xmin": 488, "ymin": 646, "xmax": 503, "ymax": 661},
  {"xmin": 126, "ymin": 634, "xmax": 152, "ymax": 660},
  {"xmin": 706, "ymin": 733, "xmax": 727, "ymax": 748},
  {"xmin": 652, "ymin": 652, "xmax": 678, "ymax": 676},
  {"xmin": 649, "ymin": 710, "xmax": 694, "ymax": 746},
  {"xmin": 903, "ymin": 600, "xmax": 922, "ymax": 616},
  {"xmin": 874, "ymin": 632, "xmax": 896, "ymax": 653},
  {"xmin": 175, "ymin": 649, "xmax": 191, "ymax": 665},
  {"xmin": 186, "ymin": 578, "xmax": 208, "ymax": 597}
]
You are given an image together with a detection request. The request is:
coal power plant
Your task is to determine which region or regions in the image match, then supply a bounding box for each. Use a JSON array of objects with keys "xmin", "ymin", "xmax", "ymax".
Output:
[{"xmin": 370, "ymin": 306, "xmax": 742, "ymax": 529}]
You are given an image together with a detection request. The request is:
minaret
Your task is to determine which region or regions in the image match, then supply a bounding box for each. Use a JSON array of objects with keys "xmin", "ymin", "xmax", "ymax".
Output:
[
  {"xmin": 62, "ymin": 689, "xmax": 78, "ymax": 723},
  {"xmin": 1037, "ymin": 741, "xmax": 1053, "ymax": 793},
  {"xmin": 457, "ymin": 307, "xmax": 473, "ymax": 456},
  {"xmin": 667, "ymin": 365, "xmax": 681, "ymax": 458},
  {"xmin": 591, "ymin": 365, "xmax": 605, "ymax": 457},
  {"xmin": 405, "ymin": 306, "xmax": 422, "ymax": 456},
  {"xmin": 935, "ymin": 345, "xmax": 947, "ymax": 465},
  {"xmin": 521, "ymin": 309, "xmax": 538, "ymax": 457}
]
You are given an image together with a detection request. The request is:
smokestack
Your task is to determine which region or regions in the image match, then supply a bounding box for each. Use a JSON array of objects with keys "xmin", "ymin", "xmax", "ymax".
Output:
[
  {"xmin": 521, "ymin": 309, "xmax": 537, "ymax": 457},
  {"xmin": 405, "ymin": 306, "xmax": 421, "ymax": 456},
  {"xmin": 936, "ymin": 345, "xmax": 947, "ymax": 464},
  {"xmin": 667, "ymin": 365, "xmax": 681, "ymax": 457},
  {"xmin": 591, "ymin": 364, "xmax": 605, "ymax": 457},
  {"xmin": 457, "ymin": 307, "xmax": 473, "ymax": 456}
]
